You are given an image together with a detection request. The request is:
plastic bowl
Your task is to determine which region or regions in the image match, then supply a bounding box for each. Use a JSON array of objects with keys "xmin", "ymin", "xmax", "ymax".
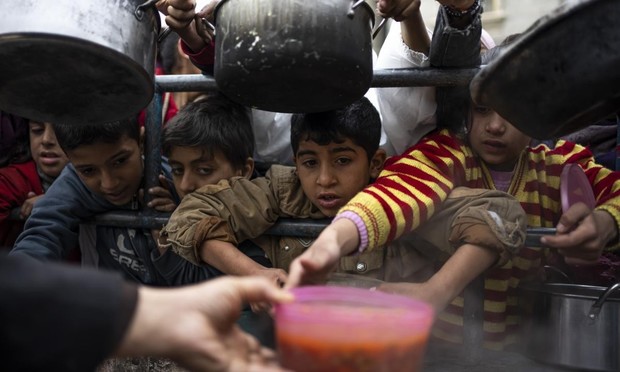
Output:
[{"xmin": 274, "ymin": 286, "xmax": 435, "ymax": 372}]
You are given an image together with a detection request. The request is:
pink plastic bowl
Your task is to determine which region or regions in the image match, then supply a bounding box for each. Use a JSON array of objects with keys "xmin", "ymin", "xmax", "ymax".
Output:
[{"xmin": 275, "ymin": 286, "xmax": 435, "ymax": 372}]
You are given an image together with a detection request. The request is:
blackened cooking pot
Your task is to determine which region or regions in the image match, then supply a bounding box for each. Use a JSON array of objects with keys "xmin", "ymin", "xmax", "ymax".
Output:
[
  {"xmin": 0, "ymin": 0, "xmax": 160, "ymax": 125},
  {"xmin": 470, "ymin": 0, "xmax": 620, "ymax": 140},
  {"xmin": 213, "ymin": 0, "xmax": 376, "ymax": 113},
  {"xmin": 519, "ymin": 281, "xmax": 620, "ymax": 371}
]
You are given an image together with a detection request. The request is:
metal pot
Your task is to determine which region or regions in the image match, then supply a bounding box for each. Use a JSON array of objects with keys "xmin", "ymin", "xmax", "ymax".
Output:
[
  {"xmin": 470, "ymin": 0, "xmax": 620, "ymax": 139},
  {"xmin": 0, "ymin": 0, "xmax": 160, "ymax": 125},
  {"xmin": 213, "ymin": 0, "xmax": 376, "ymax": 113},
  {"xmin": 519, "ymin": 281, "xmax": 620, "ymax": 371}
]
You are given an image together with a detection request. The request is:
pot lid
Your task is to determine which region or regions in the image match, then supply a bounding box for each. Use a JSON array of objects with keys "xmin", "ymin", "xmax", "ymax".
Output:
[{"xmin": 470, "ymin": 0, "xmax": 620, "ymax": 140}]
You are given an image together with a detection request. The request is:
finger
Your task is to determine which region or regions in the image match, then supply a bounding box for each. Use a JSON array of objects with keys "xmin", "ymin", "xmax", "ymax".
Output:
[
  {"xmin": 556, "ymin": 202, "xmax": 591, "ymax": 233},
  {"xmin": 197, "ymin": 0, "xmax": 219, "ymax": 18},
  {"xmin": 27, "ymin": 191, "xmax": 37, "ymax": 198},
  {"xmin": 221, "ymin": 277, "xmax": 294, "ymax": 306},
  {"xmin": 149, "ymin": 186, "xmax": 172, "ymax": 198},
  {"xmin": 168, "ymin": 0, "xmax": 196, "ymax": 11}
]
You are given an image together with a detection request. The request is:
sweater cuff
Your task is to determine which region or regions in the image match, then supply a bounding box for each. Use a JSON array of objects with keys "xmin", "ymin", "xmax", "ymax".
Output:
[
  {"xmin": 333, "ymin": 211, "xmax": 369, "ymax": 253},
  {"xmin": 180, "ymin": 40, "xmax": 215, "ymax": 73}
]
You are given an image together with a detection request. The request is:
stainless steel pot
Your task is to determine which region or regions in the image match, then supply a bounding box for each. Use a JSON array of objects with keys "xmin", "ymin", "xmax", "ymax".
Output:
[
  {"xmin": 0, "ymin": 0, "xmax": 160, "ymax": 125},
  {"xmin": 519, "ymin": 281, "xmax": 620, "ymax": 371},
  {"xmin": 213, "ymin": 0, "xmax": 376, "ymax": 113}
]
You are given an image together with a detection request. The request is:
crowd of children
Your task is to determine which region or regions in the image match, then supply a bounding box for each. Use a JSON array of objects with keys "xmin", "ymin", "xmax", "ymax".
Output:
[{"xmin": 2, "ymin": 0, "xmax": 620, "ymax": 369}]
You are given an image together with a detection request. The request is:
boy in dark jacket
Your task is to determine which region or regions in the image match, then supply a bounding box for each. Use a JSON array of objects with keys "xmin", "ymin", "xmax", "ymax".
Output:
[{"xmin": 10, "ymin": 118, "xmax": 180, "ymax": 285}]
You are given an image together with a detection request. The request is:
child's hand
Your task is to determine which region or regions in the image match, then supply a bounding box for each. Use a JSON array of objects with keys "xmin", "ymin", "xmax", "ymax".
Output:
[
  {"xmin": 19, "ymin": 192, "xmax": 42, "ymax": 220},
  {"xmin": 254, "ymin": 267, "xmax": 287, "ymax": 288},
  {"xmin": 249, "ymin": 268, "xmax": 287, "ymax": 313},
  {"xmin": 541, "ymin": 203, "xmax": 618, "ymax": 265},
  {"xmin": 142, "ymin": 174, "xmax": 177, "ymax": 213},
  {"xmin": 195, "ymin": 0, "xmax": 218, "ymax": 46},
  {"xmin": 157, "ymin": 0, "xmax": 196, "ymax": 30},
  {"xmin": 377, "ymin": 0, "xmax": 422, "ymax": 22}
]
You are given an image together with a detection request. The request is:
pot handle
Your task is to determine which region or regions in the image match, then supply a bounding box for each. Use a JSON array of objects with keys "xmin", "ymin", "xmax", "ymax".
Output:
[
  {"xmin": 588, "ymin": 282, "xmax": 620, "ymax": 320},
  {"xmin": 135, "ymin": 0, "xmax": 159, "ymax": 21},
  {"xmin": 349, "ymin": 0, "xmax": 387, "ymax": 40}
]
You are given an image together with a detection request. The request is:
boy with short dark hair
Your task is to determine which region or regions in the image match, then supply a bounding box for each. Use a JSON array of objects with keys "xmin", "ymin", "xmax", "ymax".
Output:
[
  {"xmin": 156, "ymin": 93, "xmax": 282, "ymax": 284},
  {"xmin": 10, "ymin": 118, "xmax": 179, "ymax": 285}
]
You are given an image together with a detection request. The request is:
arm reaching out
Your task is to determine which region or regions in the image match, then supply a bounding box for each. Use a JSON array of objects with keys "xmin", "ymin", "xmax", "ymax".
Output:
[{"xmin": 117, "ymin": 276, "xmax": 293, "ymax": 372}]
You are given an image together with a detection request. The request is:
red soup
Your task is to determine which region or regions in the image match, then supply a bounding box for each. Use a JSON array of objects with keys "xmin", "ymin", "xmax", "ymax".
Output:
[{"xmin": 275, "ymin": 286, "xmax": 435, "ymax": 372}]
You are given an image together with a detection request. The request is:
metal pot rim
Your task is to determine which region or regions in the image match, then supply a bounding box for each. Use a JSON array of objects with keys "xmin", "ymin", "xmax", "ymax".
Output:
[
  {"xmin": 214, "ymin": 0, "xmax": 376, "ymax": 28},
  {"xmin": 520, "ymin": 282, "xmax": 620, "ymax": 301}
]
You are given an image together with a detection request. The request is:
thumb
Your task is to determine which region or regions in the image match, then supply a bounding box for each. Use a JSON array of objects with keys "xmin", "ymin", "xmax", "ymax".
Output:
[{"xmin": 27, "ymin": 191, "xmax": 37, "ymax": 198}]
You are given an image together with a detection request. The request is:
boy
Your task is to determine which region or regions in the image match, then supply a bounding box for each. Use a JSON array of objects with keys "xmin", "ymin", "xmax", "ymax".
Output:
[
  {"xmin": 10, "ymin": 118, "xmax": 180, "ymax": 285},
  {"xmin": 287, "ymin": 45, "xmax": 620, "ymax": 350},
  {"xmin": 156, "ymin": 93, "xmax": 286, "ymax": 285}
]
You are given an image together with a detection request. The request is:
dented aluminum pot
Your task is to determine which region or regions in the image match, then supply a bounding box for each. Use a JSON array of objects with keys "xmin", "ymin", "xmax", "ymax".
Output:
[
  {"xmin": 519, "ymin": 281, "xmax": 620, "ymax": 371},
  {"xmin": 0, "ymin": 0, "xmax": 160, "ymax": 125},
  {"xmin": 213, "ymin": 0, "xmax": 376, "ymax": 113}
]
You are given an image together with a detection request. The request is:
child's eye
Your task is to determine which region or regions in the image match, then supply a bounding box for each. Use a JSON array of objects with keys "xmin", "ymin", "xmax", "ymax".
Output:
[
  {"xmin": 335, "ymin": 157, "xmax": 352, "ymax": 166},
  {"xmin": 197, "ymin": 167, "xmax": 213, "ymax": 175},
  {"xmin": 474, "ymin": 105, "xmax": 492, "ymax": 115},
  {"xmin": 78, "ymin": 168, "xmax": 95, "ymax": 177},
  {"xmin": 170, "ymin": 167, "xmax": 184, "ymax": 176},
  {"xmin": 112, "ymin": 157, "xmax": 128, "ymax": 167},
  {"xmin": 301, "ymin": 159, "xmax": 318, "ymax": 168},
  {"xmin": 30, "ymin": 128, "xmax": 44, "ymax": 135}
]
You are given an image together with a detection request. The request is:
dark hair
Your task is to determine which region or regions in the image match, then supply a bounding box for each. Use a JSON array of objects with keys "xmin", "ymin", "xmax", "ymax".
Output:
[
  {"xmin": 162, "ymin": 93, "xmax": 254, "ymax": 170},
  {"xmin": 290, "ymin": 97, "xmax": 381, "ymax": 162},
  {"xmin": 53, "ymin": 117, "xmax": 140, "ymax": 152}
]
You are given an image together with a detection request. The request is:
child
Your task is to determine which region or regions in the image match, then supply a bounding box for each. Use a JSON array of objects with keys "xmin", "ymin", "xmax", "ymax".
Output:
[
  {"xmin": 0, "ymin": 121, "xmax": 69, "ymax": 249},
  {"xmin": 155, "ymin": 93, "xmax": 285, "ymax": 285},
  {"xmin": 287, "ymin": 43, "xmax": 620, "ymax": 351},
  {"xmin": 9, "ymin": 118, "xmax": 181, "ymax": 285}
]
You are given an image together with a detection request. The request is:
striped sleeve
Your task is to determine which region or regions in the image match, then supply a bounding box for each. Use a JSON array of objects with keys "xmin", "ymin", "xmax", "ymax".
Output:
[{"xmin": 337, "ymin": 130, "xmax": 470, "ymax": 250}]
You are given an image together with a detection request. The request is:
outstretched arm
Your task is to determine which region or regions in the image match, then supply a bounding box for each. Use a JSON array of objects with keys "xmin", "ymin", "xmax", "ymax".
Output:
[{"xmin": 117, "ymin": 276, "xmax": 292, "ymax": 372}]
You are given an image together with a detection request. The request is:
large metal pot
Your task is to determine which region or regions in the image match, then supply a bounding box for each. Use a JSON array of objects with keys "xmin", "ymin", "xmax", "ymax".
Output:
[
  {"xmin": 470, "ymin": 0, "xmax": 620, "ymax": 139},
  {"xmin": 213, "ymin": 0, "xmax": 376, "ymax": 113},
  {"xmin": 0, "ymin": 0, "xmax": 160, "ymax": 125},
  {"xmin": 519, "ymin": 281, "xmax": 620, "ymax": 371}
]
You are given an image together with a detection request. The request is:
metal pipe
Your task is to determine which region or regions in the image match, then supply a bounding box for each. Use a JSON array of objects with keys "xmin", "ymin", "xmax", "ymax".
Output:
[
  {"xmin": 154, "ymin": 67, "xmax": 481, "ymax": 92},
  {"xmin": 143, "ymin": 88, "xmax": 164, "ymax": 207}
]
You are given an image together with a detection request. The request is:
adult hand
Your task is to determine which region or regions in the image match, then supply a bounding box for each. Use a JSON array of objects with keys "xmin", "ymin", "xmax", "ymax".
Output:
[
  {"xmin": 541, "ymin": 203, "xmax": 618, "ymax": 265},
  {"xmin": 117, "ymin": 276, "xmax": 293, "ymax": 372},
  {"xmin": 19, "ymin": 192, "xmax": 42, "ymax": 219}
]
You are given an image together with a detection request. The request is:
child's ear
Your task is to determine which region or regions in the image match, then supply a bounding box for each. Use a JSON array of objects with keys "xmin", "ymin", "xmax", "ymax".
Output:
[
  {"xmin": 241, "ymin": 157, "xmax": 255, "ymax": 179},
  {"xmin": 369, "ymin": 149, "xmax": 387, "ymax": 179}
]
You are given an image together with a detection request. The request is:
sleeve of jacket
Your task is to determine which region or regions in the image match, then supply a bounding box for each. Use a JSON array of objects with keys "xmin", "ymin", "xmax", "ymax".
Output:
[
  {"xmin": 162, "ymin": 165, "xmax": 316, "ymax": 265},
  {"xmin": 10, "ymin": 165, "xmax": 110, "ymax": 260},
  {"xmin": 430, "ymin": 5, "xmax": 483, "ymax": 132},
  {"xmin": 0, "ymin": 253, "xmax": 138, "ymax": 372},
  {"xmin": 151, "ymin": 248, "xmax": 223, "ymax": 285},
  {"xmin": 0, "ymin": 161, "xmax": 43, "ymax": 222}
]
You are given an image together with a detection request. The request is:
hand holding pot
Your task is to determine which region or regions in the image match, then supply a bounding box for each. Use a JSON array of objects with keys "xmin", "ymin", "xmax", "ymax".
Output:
[
  {"xmin": 541, "ymin": 203, "xmax": 619, "ymax": 265},
  {"xmin": 376, "ymin": 0, "xmax": 421, "ymax": 22},
  {"xmin": 157, "ymin": 0, "xmax": 207, "ymax": 53}
]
